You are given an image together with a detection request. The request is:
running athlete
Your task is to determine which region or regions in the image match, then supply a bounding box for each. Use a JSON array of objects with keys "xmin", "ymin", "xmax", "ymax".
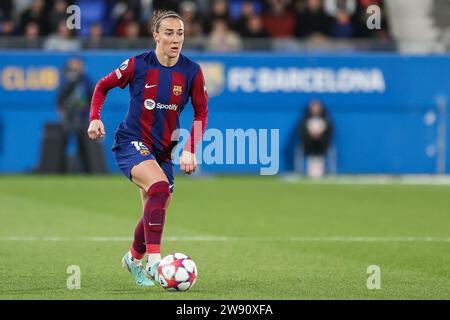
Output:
[{"xmin": 87, "ymin": 10, "xmax": 208, "ymax": 287}]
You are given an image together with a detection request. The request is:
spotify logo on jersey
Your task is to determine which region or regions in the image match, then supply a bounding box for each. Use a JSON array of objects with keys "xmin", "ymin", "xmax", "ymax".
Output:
[
  {"xmin": 143, "ymin": 99, "xmax": 178, "ymax": 111},
  {"xmin": 144, "ymin": 99, "xmax": 156, "ymax": 110}
]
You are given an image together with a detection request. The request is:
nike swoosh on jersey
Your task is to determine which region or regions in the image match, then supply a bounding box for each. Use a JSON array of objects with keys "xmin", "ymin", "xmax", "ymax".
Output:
[{"xmin": 145, "ymin": 84, "xmax": 157, "ymax": 88}]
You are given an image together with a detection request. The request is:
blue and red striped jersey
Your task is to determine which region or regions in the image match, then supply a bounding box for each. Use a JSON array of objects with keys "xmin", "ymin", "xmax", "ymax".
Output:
[{"xmin": 90, "ymin": 50, "xmax": 208, "ymax": 160}]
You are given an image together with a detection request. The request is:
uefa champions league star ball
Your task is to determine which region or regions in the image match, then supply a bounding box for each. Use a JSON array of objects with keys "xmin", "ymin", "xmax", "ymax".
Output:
[{"xmin": 157, "ymin": 253, "xmax": 198, "ymax": 292}]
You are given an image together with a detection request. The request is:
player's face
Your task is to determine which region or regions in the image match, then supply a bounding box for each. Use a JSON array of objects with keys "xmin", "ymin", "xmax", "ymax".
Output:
[{"xmin": 154, "ymin": 18, "xmax": 184, "ymax": 59}]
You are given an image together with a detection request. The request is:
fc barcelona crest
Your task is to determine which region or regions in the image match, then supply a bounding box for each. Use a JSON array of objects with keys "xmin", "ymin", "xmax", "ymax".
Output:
[{"xmin": 173, "ymin": 85, "xmax": 183, "ymax": 96}]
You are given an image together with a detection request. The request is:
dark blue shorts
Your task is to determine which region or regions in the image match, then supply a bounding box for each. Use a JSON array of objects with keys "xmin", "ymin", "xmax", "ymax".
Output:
[{"xmin": 113, "ymin": 141, "xmax": 174, "ymax": 193}]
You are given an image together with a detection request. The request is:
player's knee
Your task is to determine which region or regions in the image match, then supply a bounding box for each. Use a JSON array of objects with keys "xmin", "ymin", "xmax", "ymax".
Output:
[
  {"xmin": 146, "ymin": 180, "xmax": 170, "ymax": 208},
  {"xmin": 131, "ymin": 161, "xmax": 168, "ymax": 191},
  {"xmin": 147, "ymin": 180, "xmax": 170, "ymax": 196},
  {"xmin": 142, "ymin": 176, "xmax": 168, "ymax": 192}
]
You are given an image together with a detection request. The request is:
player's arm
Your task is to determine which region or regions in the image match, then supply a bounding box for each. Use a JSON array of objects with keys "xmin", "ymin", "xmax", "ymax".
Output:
[
  {"xmin": 180, "ymin": 66, "xmax": 209, "ymax": 174},
  {"xmin": 87, "ymin": 58, "xmax": 135, "ymax": 140}
]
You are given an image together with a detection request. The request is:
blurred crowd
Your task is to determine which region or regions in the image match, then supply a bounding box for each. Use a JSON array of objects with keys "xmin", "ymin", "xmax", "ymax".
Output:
[{"xmin": 0, "ymin": 0, "xmax": 390, "ymax": 50}]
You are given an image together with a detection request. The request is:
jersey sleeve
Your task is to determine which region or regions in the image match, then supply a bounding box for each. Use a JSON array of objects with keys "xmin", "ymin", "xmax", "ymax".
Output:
[
  {"xmin": 89, "ymin": 57, "xmax": 135, "ymax": 121},
  {"xmin": 184, "ymin": 66, "xmax": 209, "ymax": 153}
]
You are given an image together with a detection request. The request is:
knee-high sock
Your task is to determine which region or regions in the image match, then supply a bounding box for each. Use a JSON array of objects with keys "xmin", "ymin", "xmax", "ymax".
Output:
[
  {"xmin": 143, "ymin": 181, "xmax": 170, "ymax": 254},
  {"xmin": 130, "ymin": 218, "xmax": 145, "ymax": 260}
]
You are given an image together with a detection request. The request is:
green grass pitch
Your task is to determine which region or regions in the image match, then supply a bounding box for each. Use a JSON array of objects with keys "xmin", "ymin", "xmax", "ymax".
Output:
[{"xmin": 0, "ymin": 175, "xmax": 449, "ymax": 299}]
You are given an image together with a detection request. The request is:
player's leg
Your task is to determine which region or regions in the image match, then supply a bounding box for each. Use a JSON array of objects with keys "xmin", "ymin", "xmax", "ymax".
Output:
[
  {"xmin": 122, "ymin": 190, "xmax": 163, "ymax": 287},
  {"xmin": 129, "ymin": 188, "xmax": 171, "ymax": 261},
  {"xmin": 127, "ymin": 159, "xmax": 169, "ymax": 259},
  {"xmin": 123, "ymin": 186, "xmax": 149, "ymax": 273},
  {"xmin": 140, "ymin": 188, "xmax": 147, "ymax": 208},
  {"xmin": 122, "ymin": 220, "xmax": 153, "ymax": 286},
  {"xmin": 128, "ymin": 190, "xmax": 149, "ymax": 261},
  {"xmin": 131, "ymin": 160, "xmax": 172, "ymax": 281},
  {"xmin": 122, "ymin": 191, "xmax": 153, "ymax": 286},
  {"xmin": 140, "ymin": 186, "xmax": 172, "ymax": 209},
  {"xmin": 114, "ymin": 143, "xmax": 161, "ymax": 286}
]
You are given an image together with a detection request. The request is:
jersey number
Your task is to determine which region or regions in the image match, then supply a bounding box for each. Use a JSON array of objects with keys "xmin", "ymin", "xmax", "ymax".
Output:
[{"xmin": 131, "ymin": 141, "xmax": 148, "ymax": 151}]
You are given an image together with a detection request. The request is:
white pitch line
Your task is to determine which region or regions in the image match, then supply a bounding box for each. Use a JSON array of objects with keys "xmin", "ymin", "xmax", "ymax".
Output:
[
  {"xmin": 0, "ymin": 236, "xmax": 450, "ymax": 242},
  {"xmin": 280, "ymin": 174, "xmax": 450, "ymax": 186}
]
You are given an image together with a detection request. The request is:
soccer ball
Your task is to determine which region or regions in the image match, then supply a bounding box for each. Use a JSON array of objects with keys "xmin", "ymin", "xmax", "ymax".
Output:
[{"xmin": 157, "ymin": 253, "xmax": 198, "ymax": 292}]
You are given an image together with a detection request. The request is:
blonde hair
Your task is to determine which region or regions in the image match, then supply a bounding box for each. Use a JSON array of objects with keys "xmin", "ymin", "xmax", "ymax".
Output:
[{"xmin": 152, "ymin": 10, "xmax": 183, "ymax": 33}]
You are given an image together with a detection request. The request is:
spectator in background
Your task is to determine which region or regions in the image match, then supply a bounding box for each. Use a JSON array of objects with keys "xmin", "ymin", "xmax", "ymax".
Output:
[
  {"xmin": 126, "ymin": 21, "xmax": 140, "ymax": 38},
  {"xmin": 43, "ymin": 20, "xmax": 81, "ymax": 51},
  {"xmin": 25, "ymin": 21, "xmax": 39, "ymax": 37},
  {"xmin": 234, "ymin": 1, "xmax": 257, "ymax": 35},
  {"xmin": 330, "ymin": 9, "xmax": 355, "ymax": 38},
  {"xmin": 203, "ymin": 0, "xmax": 231, "ymax": 34},
  {"xmin": 57, "ymin": 57, "xmax": 93, "ymax": 133},
  {"xmin": 299, "ymin": 99, "xmax": 333, "ymax": 178},
  {"xmin": 242, "ymin": 14, "xmax": 269, "ymax": 38},
  {"xmin": 110, "ymin": 0, "xmax": 128, "ymax": 26},
  {"xmin": 295, "ymin": 0, "xmax": 332, "ymax": 39},
  {"xmin": 141, "ymin": 15, "xmax": 154, "ymax": 37},
  {"xmin": 206, "ymin": 18, "xmax": 242, "ymax": 52},
  {"xmin": 111, "ymin": 0, "xmax": 141, "ymax": 18},
  {"xmin": 84, "ymin": 23, "xmax": 103, "ymax": 49},
  {"xmin": 179, "ymin": 1, "xmax": 203, "ymax": 40},
  {"xmin": 56, "ymin": 57, "xmax": 105, "ymax": 173},
  {"xmin": 24, "ymin": 21, "xmax": 41, "ymax": 48},
  {"xmin": 240, "ymin": 13, "xmax": 270, "ymax": 50},
  {"xmin": 0, "ymin": 20, "xmax": 14, "ymax": 36},
  {"xmin": 263, "ymin": 0, "xmax": 296, "ymax": 39},
  {"xmin": 122, "ymin": 21, "xmax": 142, "ymax": 48},
  {"xmin": 19, "ymin": 0, "xmax": 48, "ymax": 35},
  {"xmin": 114, "ymin": 7, "xmax": 137, "ymax": 37},
  {"xmin": 49, "ymin": 0, "xmax": 68, "ymax": 34},
  {"xmin": 323, "ymin": 0, "xmax": 357, "ymax": 17},
  {"xmin": 0, "ymin": 0, "xmax": 14, "ymax": 35}
]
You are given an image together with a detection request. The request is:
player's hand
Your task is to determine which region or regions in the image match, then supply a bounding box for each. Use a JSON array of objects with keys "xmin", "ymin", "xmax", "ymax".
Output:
[
  {"xmin": 87, "ymin": 119, "xmax": 106, "ymax": 140},
  {"xmin": 180, "ymin": 150, "xmax": 197, "ymax": 175}
]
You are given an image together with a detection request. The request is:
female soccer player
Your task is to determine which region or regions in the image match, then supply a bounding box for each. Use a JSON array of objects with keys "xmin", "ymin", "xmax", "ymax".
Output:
[{"xmin": 87, "ymin": 11, "xmax": 208, "ymax": 287}]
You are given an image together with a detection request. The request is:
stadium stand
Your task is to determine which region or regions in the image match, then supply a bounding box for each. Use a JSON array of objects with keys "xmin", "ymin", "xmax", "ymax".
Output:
[{"xmin": 0, "ymin": 0, "xmax": 396, "ymax": 51}]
